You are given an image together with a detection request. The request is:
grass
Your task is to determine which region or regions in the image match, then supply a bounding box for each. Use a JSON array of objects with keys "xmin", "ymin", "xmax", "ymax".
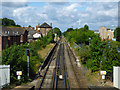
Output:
[{"xmin": 38, "ymin": 43, "xmax": 55, "ymax": 59}]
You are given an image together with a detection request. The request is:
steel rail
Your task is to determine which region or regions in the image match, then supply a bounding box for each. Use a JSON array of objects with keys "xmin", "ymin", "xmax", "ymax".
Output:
[
  {"xmin": 66, "ymin": 42, "xmax": 81, "ymax": 88},
  {"xmin": 38, "ymin": 43, "xmax": 58, "ymax": 90}
]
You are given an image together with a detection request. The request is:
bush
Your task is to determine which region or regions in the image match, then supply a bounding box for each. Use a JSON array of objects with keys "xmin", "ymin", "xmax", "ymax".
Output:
[{"xmin": 2, "ymin": 43, "xmax": 43, "ymax": 83}]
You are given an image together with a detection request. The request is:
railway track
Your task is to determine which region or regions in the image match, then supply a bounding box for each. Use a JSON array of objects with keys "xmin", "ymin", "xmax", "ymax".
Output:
[
  {"xmin": 38, "ymin": 37, "xmax": 88, "ymax": 89},
  {"xmin": 52, "ymin": 42, "xmax": 70, "ymax": 89},
  {"xmin": 38, "ymin": 37, "xmax": 70, "ymax": 90},
  {"xmin": 65, "ymin": 38, "xmax": 88, "ymax": 89}
]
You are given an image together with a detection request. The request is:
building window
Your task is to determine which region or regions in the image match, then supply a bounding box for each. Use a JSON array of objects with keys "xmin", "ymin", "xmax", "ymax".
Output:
[
  {"xmin": 5, "ymin": 31, "xmax": 7, "ymax": 34},
  {"xmin": 20, "ymin": 35, "xmax": 23, "ymax": 42},
  {"xmin": 8, "ymin": 31, "xmax": 9, "ymax": 34},
  {"xmin": 8, "ymin": 37, "xmax": 10, "ymax": 40},
  {"xmin": 38, "ymin": 28, "xmax": 40, "ymax": 30},
  {"xmin": 46, "ymin": 28, "xmax": 48, "ymax": 31}
]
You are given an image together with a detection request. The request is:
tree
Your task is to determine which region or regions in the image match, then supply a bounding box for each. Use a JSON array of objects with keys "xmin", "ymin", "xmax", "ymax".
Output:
[
  {"xmin": 2, "ymin": 18, "xmax": 15, "ymax": 26},
  {"xmin": 1, "ymin": 18, "xmax": 21, "ymax": 27},
  {"xmin": 84, "ymin": 24, "xmax": 89, "ymax": 31},
  {"xmin": 28, "ymin": 25, "xmax": 32, "ymax": 27},
  {"xmin": 114, "ymin": 27, "xmax": 120, "ymax": 42},
  {"xmin": 66, "ymin": 28, "xmax": 74, "ymax": 32},
  {"xmin": 53, "ymin": 27, "xmax": 61, "ymax": 37},
  {"xmin": 101, "ymin": 45, "xmax": 120, "ymax": 78},
  {"xmin": 88, "ymin": 35, "xmax": 104, "ymax": 72}
]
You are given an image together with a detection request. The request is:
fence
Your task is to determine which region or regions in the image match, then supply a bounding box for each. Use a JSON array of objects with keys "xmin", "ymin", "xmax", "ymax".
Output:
[
  {"xmin": 113, "ymin": 66, "xmax": 120, "ymax": 89},
  {"xmin": 0, "ymin": 65, "xmax": 10, "ymax": 89}
]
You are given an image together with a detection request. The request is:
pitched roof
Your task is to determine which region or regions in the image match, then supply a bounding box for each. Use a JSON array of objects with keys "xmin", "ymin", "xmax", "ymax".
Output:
[
  {"xmin": 27, "ymin": 28, "xmax": 36, "ymax": 39},
  {"xmin": 1, "ymin": 27, "xmax": 27, "ymax": 36},
  {"xmin": 39, "ymin": 22, "xmax": 52, "ymax": 28}
]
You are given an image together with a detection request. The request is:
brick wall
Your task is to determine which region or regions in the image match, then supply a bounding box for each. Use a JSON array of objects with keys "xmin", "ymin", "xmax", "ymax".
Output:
[
  {"xmin": 2, "ymin": 36, "xmax": 8, "ymax": 49},
  {"xmin": 40, "ymin": 28, "xmax": 52, "ymax": 36}
]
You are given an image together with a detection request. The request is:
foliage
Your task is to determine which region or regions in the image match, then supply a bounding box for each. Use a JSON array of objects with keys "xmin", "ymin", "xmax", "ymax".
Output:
[
  {"xmin": 101, "ymin": 45, "xmax": 120, "ymax": 75},
  {"xmin": 84, "ymin": 24, "xmax": 89, "ymax": 31},
  {"xmin": 79, "ymin": 45, "xmax": 90, "ymax": 64},
  {"xmin": 53, "ymin": 27, "xmax": 61, "ymax": 37},
  {"xmin": 114, "ymin": 27, "xmax": 120, "ymax": 42},
  {"xmin": 2, "ymin": 37, "xmax": 55, "ymax": 83},
  {"xmin": 63, "ymin": 25, "xmax": 95, "ymax": 45},
  {"xmin": 2, "ymin": 43, "xmax": 43, "ymax": 83},
  {"xmin": 66, "ymin": 28, "xmax": 74, "ymax": 32},
  {"xmin": 64, "ymin": 25, "xmax": 120, "ymax": 79},
  {"xmin": 28, "ymin": 25, "xmax": 31, "ymax": 27},
  {"xmin": 1, "ymin": 18, "xmax": 21, "ymax": 27}
]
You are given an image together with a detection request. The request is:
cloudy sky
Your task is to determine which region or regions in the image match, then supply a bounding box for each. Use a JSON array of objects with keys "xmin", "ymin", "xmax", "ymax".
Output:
[{"xmin": 1, "ymin": 0, "xmax": 119, "ymax": 32}]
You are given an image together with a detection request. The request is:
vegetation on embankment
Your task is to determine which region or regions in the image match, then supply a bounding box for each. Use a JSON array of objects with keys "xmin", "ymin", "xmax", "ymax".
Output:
[
  {"xmin": 2, "ymin": 30, "xmax": 56, "ymax": 84},
  {"xmin": 63, "ymin": 25, "xmax": 120, "ymax": 81}
]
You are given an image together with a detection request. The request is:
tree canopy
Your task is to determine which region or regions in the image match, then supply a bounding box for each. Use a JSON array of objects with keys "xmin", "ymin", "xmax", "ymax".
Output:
[
  {"xmin": 1, "ymin": 18, "xmax": 21, "ymax": 27},
  {"xmin": 53, "ymin": 27, "xmax": 61, "ymax": 37},
  {"xmin": 114, "ymin": 27, "xmax": 120, "ymax": 42}
]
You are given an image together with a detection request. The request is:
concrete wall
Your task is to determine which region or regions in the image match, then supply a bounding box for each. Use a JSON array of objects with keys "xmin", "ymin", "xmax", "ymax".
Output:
[
  {"xmin": 113, "ymin": 66, "xmax": 120, "ymax": 89},
  {"xmin": 0, "ymin": 65, "xmax": 10, "ymax": 88}
]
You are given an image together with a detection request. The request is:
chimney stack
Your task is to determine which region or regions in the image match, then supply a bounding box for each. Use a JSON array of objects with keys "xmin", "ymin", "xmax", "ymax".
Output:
[
  {"xmin": 38, "ymin": 23, "xmax": 40, "ymax": 26},
  {"xmin": 50, "ymin": 22, "xmax": 52, "ymax": 27}
]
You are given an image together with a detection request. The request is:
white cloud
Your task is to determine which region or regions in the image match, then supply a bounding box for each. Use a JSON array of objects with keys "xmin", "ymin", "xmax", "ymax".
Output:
[{"xmin": 1, "ymin": 2, "xmax": 118, "ymax": 31}]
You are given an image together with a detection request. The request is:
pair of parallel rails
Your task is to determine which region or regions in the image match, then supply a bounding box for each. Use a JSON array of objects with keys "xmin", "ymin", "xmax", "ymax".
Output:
[{"xmin": 38, "ymin": 38, "xmax": 70, "ymax": 90}]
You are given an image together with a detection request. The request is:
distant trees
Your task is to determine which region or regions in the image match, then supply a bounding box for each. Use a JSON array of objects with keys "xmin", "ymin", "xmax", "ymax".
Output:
[
  {"xmin": 28, "ymin": 25, "xmax": 32, "ymax": 27},
  {"xmin": 114, "ymin": 27, "xmax": 120, "ymax": 42},
  {"xmin": 1, "ymin": 18, "xmax": 21, "ymax": 27},
  {"xmin": 53, "ymin": 27, "xmax": 61, "ymax": 37},
  {"xmin": 84, "ymin": 24, "xmax": 89, "ymax": 31},
  {"xmin": 63, "ymin": 25, "xmax": 95, "ymax": 45},
  {"xmin": 66, "ymin": 28, "xmax": 74, "ymax": 32}
]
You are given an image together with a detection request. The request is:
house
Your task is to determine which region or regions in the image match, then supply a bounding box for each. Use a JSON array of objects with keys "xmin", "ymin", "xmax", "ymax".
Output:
[
  {"xmin": 0, "ymin": 27, "xmax": 28, "ymax": 51},
  {"xmin": 24, "ymin": 27, "xmax": 36, "ymax": 42},
  {"xmin": 33, "ymin": 32, "xmax": 42, "ymax": 40},
  {"xmin": 36, "ymin": 22, "xmax": 52, "ymax": 37},
  {"xmin": 99, "ymin": 26, "xmax": 115, "ymax": 40}
]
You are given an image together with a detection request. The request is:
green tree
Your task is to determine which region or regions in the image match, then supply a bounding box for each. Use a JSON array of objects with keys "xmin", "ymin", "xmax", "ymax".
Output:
[
  {"xmin": 66, "ymin": 28, "xmax": 74, "ymax": 32},
  {"xmin": 88, "ymin": 35, "xmax": 105, "ymax": 72},
  {"xmin": 84, "ymin": 24, "xmax": 89, "ymax": 31},
  {"xmin": 101, "ymin": 45, "xmax": 120, "ymax": 76},
  {"xmin": 53, "ymin": 27, "xmax": 61, "ymax": 37},
  {"xmin": 114, "ymin": 27, "xmax": 120, "ymax": 42},
  {"xmin": 28, "ymin": 25, "xmax": 32, "ymax": 27},
  {"xmin": 1, "ymin": 18, "xmax": 21, "ymax": 27},
  {"xmin": 2, "ymin": 18, "xmax": 15, "ymax": 26}
]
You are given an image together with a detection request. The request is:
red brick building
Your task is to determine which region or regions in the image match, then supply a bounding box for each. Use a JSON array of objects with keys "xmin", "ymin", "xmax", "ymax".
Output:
[
  {"xmin": 0, "ymin": 27, "xmax": 28, "ymax": 51},
  {"xmin": 36, "ymin": 22, "xmax": 52, "ymax": 37}
]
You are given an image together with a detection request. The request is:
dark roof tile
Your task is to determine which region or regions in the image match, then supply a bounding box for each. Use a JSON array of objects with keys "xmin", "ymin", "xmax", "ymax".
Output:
[{"xmin": 39, "ymin": 22, "xmax": 52, "ymax": 28}]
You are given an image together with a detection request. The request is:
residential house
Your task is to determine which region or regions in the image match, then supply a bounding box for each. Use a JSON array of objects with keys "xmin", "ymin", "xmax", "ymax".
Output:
[
  {"xmin": 0, "ymin": 27, "xmax": 28, "ymax": 51},
  {"xmin": 24, "ymin": 27, "xmax": 36, "ymax": 42},
  {"xmin": 99, "ymin": 26, "xmax": 115, "ymax": 40},
  {"xmin": 36, "ymin": 22, "xmax": 52, "ymax": 37}
]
